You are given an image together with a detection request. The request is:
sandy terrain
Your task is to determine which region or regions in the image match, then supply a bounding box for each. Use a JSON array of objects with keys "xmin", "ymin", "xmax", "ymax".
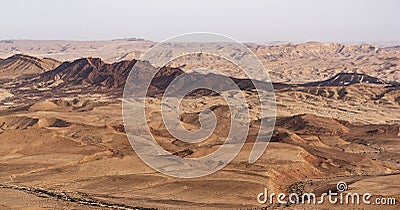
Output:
[
  {"xmin": 0, "ymin": 87, "xmax": 398, "ymax": 209},
  {"xmin": 0, "ymin": 42, "xmax": 399, "ymax": 209}
]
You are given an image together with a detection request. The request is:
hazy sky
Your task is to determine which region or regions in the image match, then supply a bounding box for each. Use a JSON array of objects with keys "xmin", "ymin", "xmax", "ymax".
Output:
[{"xmin": 0, "ymin": 0, "xmax": 398, "ymax": 42}]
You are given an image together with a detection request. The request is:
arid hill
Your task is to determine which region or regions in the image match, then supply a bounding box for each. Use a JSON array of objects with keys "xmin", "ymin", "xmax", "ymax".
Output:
[
  {"xmin": 0, "ymin": 54, "xmax": 60, "ymax": 78},
  {"xmin": 1, "ymin": 55, "xmax": 399, "ymax": 111},
  {"xmin": 1, "ymin": 41, "xmax": 399, "ymax": 84},
  {"xmin": 38, "ymin": 58, "xmax": 138, "ymax": 89},
  {"xmin": 304, "ymin": 72, "xmax": 389, "ymax": 87},
  {"xmin": 32, "ymin": 57, "xmax": 185, "ymax": 97}
]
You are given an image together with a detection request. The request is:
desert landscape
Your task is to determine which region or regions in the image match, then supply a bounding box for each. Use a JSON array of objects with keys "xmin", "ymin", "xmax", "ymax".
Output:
[{"xmin": 0, "ymin": 40, "xmax": 398, "ymax": 209}]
